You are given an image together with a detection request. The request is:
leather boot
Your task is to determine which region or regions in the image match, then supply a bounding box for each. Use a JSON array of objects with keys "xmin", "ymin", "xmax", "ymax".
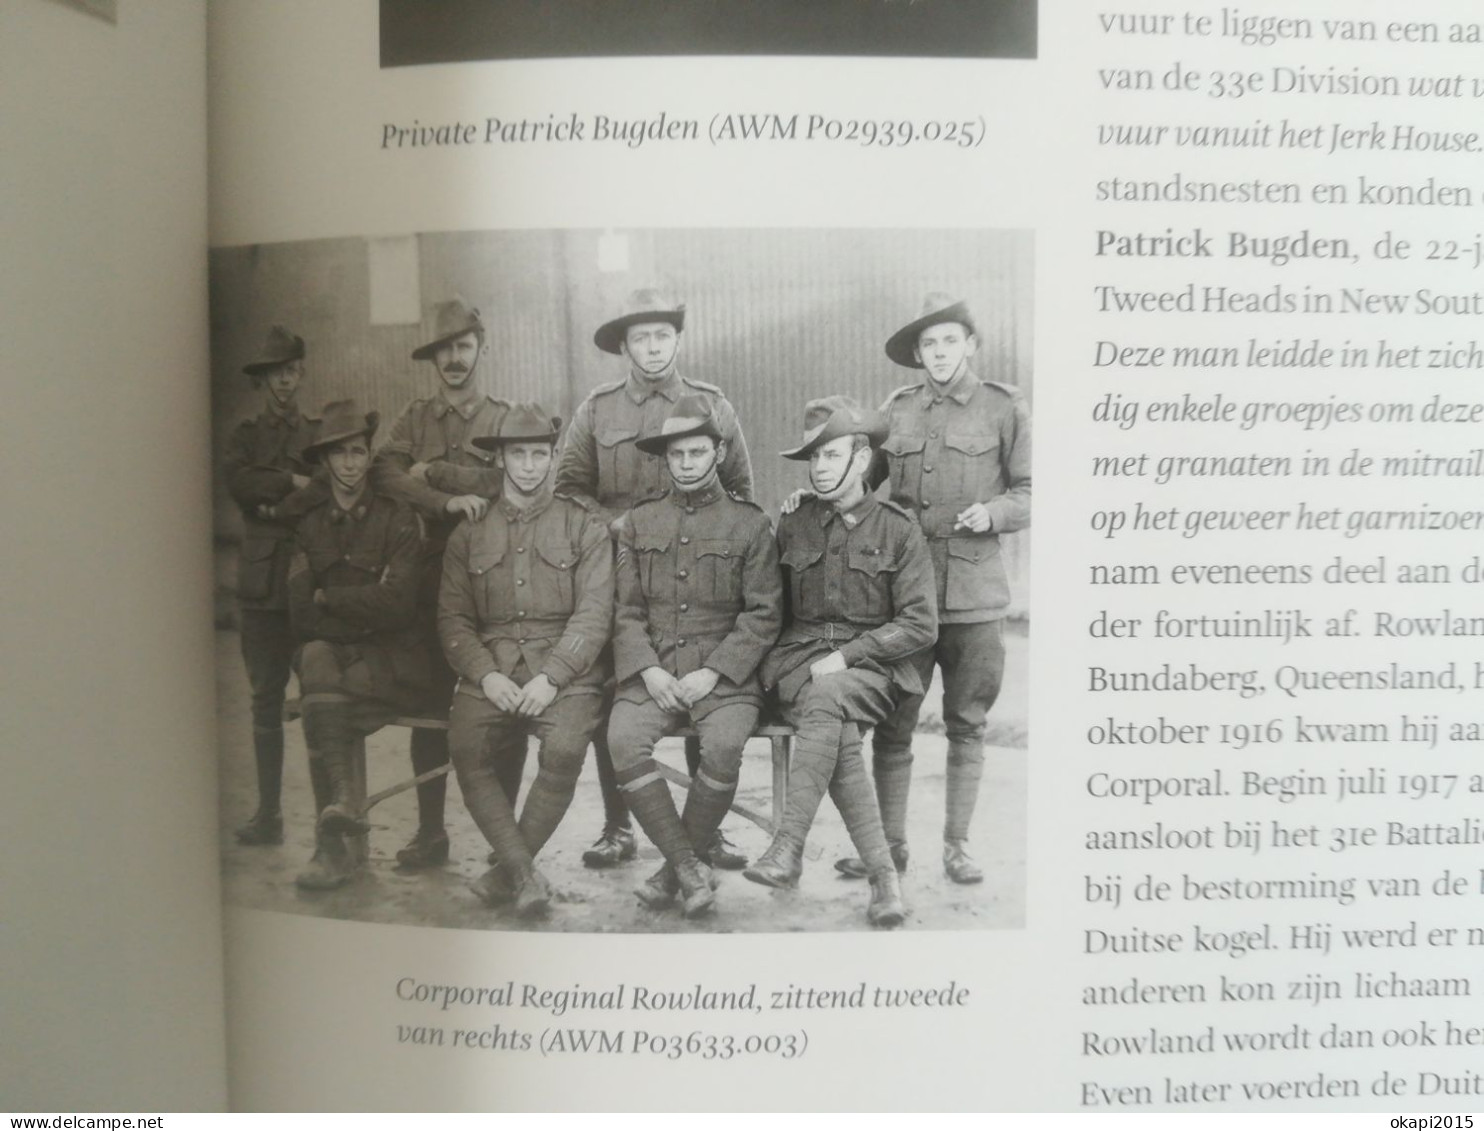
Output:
[
  {"xmin": 470, "ymin": 865, "xmax": 515, "ymax": 907},
  {"xmin": 582, "ymin": 823, "xmax": 637, "ymax": 868},
  {"xmin": 834, "ymin": 843, "xmax": 908, "ymax": 880},
  {"xmin": 743, "ymin": 707, "xmax": 838, "ymax": 889},
  {"xmin": 866, "ymin": 868, "xmax": 906, "ymax": 928},
  {"xmin": 674, "ymin": 857, "xmax": 716, "ymax": 919},
  {"xmin": 235, "ymin": 808, "xmax": 283, "ymax": 846},
  {"xmin": 943, "ymin": 839, "xmax": 984, "ymax": 884},
  {"xmin": 509, "ymin": 863, "xmax": 553, "ymax": 919},
  {"xmin": 295, "ymin": 830, "xmax": 352, "ymax": 891},
  {"xmin": 634, "ymin": 861, "xmax": 678, "ymax": 910},
  {"xmin": 742, "ymin": 834, "xmax": 803, "ymax": 889},
  {"xmin": 395, "ymin": 827, "xmax": 450, "ymax": 870}
]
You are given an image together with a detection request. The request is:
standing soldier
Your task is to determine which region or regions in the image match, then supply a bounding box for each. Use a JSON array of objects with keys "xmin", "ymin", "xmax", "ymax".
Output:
[
  {"xmin": 373, "ymin": 297, "xmax": 510, "ymax": 870},
  {"xmin": 556, "ymin": 288, "xmax": 755, "ymax": 871},
  {"xmin": 222, "ymin": 325, "xmax": 318, "ymax": 846},
  {"xmin": 607, "ymin": 396, "xmax": 782, "ymax": 918},
  {"xmin": 840, "ymin": 293, "xmax": 1030, "ymax": 885},
  {"xmin": 744, "ymin": 397, "xmax": 937, "ymax": 928},
  {"xmin": 438, "ymin": 405, "xmax": 613, "ymax": 917},
  {"xmin": 287, "ymin": 400, "xmax": 431, "ymax": 890}
]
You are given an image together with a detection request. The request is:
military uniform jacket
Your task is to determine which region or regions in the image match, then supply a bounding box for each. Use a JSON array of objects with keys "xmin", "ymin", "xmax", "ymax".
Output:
[
  {"xmin": 761, "ymin": 495, "xmax": 937, "ymax": 703},
  {"xmin": 222, "ymin": 407, "xmax": 317, "ymax": 610},
  {"xmin": 374, "ymin": 391, "xmax": 510, "ymax": 542},
  {"xmin": 287, "ymin": 492, "xmax": 432, "ymax": 707},
  {"xmin": 877, "ymin": 370, "xmax": 1031, "ymax": 623},
  {"xmin": 555, "ymin": 372, "xmax": 754, "ymax": 527},
  {"xmin": 438, "ymin": 490, "xmax": 612, "ymax": 695},
  {"xmin": 613, "ymin": 484, "xmax": 782, "ymax": 714}
]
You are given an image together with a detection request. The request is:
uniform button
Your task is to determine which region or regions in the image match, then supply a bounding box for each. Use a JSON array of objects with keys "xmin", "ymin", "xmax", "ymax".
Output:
[
  {"xmin": 922, "ymin": 500, "xmax": 932, "ymax": 508},
  {"xmin": 452, "ymin": 443, "xmax": 461, "ymax": 450},
  {"xmin": 685, "ymin": 506, "xmax": 695, "ymax": 515},
  {"xmin": 680, "ymin": 603, "xmax": 689, "ymax": 612},
  {"xmin": 923, "ymin": 466, "xmax": 934, "ymax": 474},
  {"xmin": 678, "ymin": 638, "xmax": 687, "ymax": 647},
  {"xmin": 516, "ymin": 579, "xmax": 525, "ymax": 586},
  {"xmin": 518, "ymin": 638, "xmax": 526, "ymax": 645},
  {"xmin": 517, "ymin": 546, "xmax": 525, "ymax": 553},
  {"xmin": 678, "ymin": 570, "xmax": 688, "ymax": 579},
  {"xmin": 680, "ymin": 536, "xmax": 690, "ymax": 545},
  {"xmin": 517, "ymin": 611, "xmax": 526, "ymax": 618},
  {"xmin": 929, "ymin": 430, "xmax": 939, "ymax": 439}
]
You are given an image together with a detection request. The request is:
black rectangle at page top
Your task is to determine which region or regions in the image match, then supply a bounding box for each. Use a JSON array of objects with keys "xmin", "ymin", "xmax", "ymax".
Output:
[{"xmin": 380, "ymin": 0, "xmax": 1038, "ymax": 65}]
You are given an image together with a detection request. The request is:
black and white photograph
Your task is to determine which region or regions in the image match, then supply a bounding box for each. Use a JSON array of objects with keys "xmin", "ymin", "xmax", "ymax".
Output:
[
  {"xmin": 211, "ymin": 227, "xmax": 1031, "ymax": 933},
  {"xmin": 380, "ymin": 0, "xmax": 1037, "ymax": 64}
]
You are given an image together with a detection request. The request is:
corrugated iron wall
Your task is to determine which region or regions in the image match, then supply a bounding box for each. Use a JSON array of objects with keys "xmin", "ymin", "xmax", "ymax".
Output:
[{"xmin": 212, "ymin": 228, "xmax": 1031, "ymax": 615}]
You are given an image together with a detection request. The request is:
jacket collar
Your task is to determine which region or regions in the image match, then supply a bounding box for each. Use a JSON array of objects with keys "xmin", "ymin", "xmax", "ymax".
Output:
[
  {"xmin": 922, "ymin": 368, "xmax": 978, "ymax": 406},
  {"xmin": 624, "ymin": 370, "xmax": 683, "ymax": 405}
]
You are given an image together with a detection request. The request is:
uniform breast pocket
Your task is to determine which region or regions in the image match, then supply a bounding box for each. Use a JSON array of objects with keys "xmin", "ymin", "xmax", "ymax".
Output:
[
  {"xmin": 535, "ymin": 535, "xmax": 578, "ymax": 612},
  {"xmin": 845, "ymin": 546, "xmax": 899, "ymax": 620},
  {"xmin": 943, "ymin": 431, "xmax": 1000, "ymax": 506},
  {"xmin": 467, "ymin": 546, "xmax": 509, "ymax": 623},
  {"xmin": 597, "ymin": 427, "xmax": 639, "ymax": 499},
  {"xmin": 633, "ymin": 534, "xmax": 671, "ymax": 600},
  {"xmin": 696, "ymin": 539, "xmax": 746, "ymax": 602},
  {"xmin": 780, "ymin": 544, "xmax": 824, "ymax": 615},
  {"xmin": 879, "ymin": 433, "xmax": 926, "ymax": 497}
]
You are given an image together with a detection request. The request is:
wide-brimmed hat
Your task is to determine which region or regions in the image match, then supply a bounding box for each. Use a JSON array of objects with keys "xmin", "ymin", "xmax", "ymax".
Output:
[
  {"xmin": 593, "ymin": 288, "xmax": 686, "ymax": 355},
  {"xmin": 242, "ymin": 325, "xmax": 305, "ymax": 377},
  {"xmin": 411, "ymin": 297, "xmax": 486, "ymax": 360},
  {"xmin": 303, "ymin": 398, "xmax": 379, "ymax": 461},
  {"xmin": 634, "ymin": 394, "xmax": 723, "ymax": 455},
  {"xmin": 884, "ymin": 293, "xmax": 977, "ymax": 369},
  {"xmin": 781, "ymin": 395, "xmax": 888, "ymax": 460},
  {"xmin": 471, "ymin": 403, "xmax": 563, "ymax": 450}
]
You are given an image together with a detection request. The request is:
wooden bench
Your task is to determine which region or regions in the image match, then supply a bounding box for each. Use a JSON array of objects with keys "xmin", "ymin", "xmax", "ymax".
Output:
[{"xmin": 282, "ymin": 700, "xmax": 793, "ymax": 865}]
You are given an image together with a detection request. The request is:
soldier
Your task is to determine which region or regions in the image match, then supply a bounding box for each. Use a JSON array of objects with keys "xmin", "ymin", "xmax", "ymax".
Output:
[
  {"xmin": 286, "ymin": 400, "xmax": 431, "ymax": 890},
  {"xmin": 222, "ymin": 325, "xmax": 318, "ymax": 846},
  {"xmin": 438, "ymin": 404, "xmax": 613, "ymax": 917},
  {"xmin": 607, "ymin": 396, "xmax": 782, "ymax": 918},
  {"xmin": 556, "ymin": 288, "xmax": 755, "ymax": 871},
  {"xmin": 744, "ymin": 397, "xmax": 937, "ymax": 928},
  {"xmin": 372, "ymin": 297, "xmax": 511, "ymax": 870},
  {"xmin": 839, "ymin": 293, "xmax": 1031, "ymax": 885}
]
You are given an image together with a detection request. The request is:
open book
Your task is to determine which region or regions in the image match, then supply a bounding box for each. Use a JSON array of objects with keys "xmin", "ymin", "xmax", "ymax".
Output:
[{"xmin": 8, "ymin": 0, "xmax": 1484, "ymax": 1113}]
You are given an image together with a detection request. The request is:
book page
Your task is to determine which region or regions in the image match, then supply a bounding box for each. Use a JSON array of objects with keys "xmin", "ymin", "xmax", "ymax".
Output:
[
  {"xmin": 210, "ymin": 0, "xmax": 1484, "ymax": 1112},
  {"xmin": 1, "ymin": 0, "xmax": 226, "ymax": 1111}
]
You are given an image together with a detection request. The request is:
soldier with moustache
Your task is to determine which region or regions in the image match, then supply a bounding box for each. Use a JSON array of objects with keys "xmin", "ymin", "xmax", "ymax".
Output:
[
  {"xmin": 837, "ymin": 293, "xmax": 1031, "ymax": 886},
  {"xmin": 556, "ymin": 289, "xmax": 755, "ymax": 872},
  {"xmin": 607, "ymin": 396, "xmax": 782, "ymax": 918},
  {"xmin": 221, "ymin": 326, "xmax": 320, "ymax": 846},
  {"xmin": 744, "ymin": 397, "xmax": 937, "ymax": 928},
  {"xmin": 286, "ymin": 400, "xmax": 432, "ymax": 890},
  {"xmin": 372, "ymin": 298, "xmax": 511, "ymax": 870},
  {"xmin": 438, "ymin": 405, "xmax": 613, "ymax": 918}
]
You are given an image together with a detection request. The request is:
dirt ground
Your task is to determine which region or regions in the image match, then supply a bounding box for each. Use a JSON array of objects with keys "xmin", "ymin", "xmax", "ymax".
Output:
[{"xmin": 216, "ymin": 625, "xmax": 1027, "ymax": 934}]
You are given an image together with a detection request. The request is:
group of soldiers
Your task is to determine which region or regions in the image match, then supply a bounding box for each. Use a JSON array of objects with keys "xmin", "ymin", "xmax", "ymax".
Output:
[{"xmin": 223, "ymin": 287, "xmax": 1030, "ymax": 928}]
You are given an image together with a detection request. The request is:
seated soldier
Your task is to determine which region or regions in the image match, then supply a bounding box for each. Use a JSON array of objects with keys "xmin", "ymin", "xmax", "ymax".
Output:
[
  {"xmin": 438, "ymin": 405, "xmax": 613, "ymax": 918},
  {"xmin": 287, "ymin": 400, "xmax": 432, "ymax": 891},
  {"xmin": 607, "ymin": 395, "xmax": 782, "ymax": 918},
  {"xmin": 743, "ymin": 397, "xmax": 937, "ymax": 928}
]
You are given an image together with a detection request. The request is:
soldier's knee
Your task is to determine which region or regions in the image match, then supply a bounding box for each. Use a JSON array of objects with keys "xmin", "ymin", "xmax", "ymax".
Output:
[
  {"xmin": 797, "ymin": 683, "xmax": 847, "ymax": 722},
  {"xmin": 945, "ymin": 735, "xmax": 986, "ymax": 766}
]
